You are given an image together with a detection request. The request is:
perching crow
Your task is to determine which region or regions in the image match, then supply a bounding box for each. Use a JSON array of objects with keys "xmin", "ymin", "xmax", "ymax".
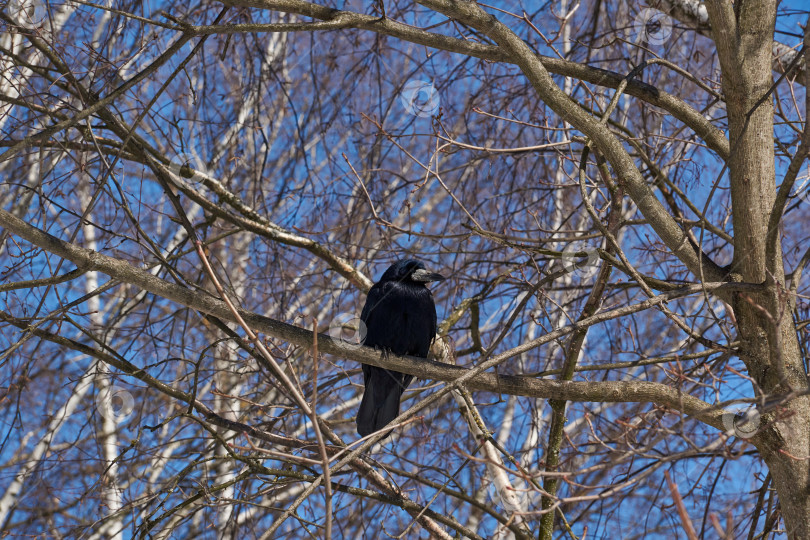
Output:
[{"xmin": 356, "ymin": 259, "xmax": 445, "ymax": 438}]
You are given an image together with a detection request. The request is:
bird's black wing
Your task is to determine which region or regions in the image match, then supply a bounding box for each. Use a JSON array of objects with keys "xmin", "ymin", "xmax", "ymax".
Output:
[
  {"xmin": 429, "ymin": 288, "xmax": 437, "ymax": 348},
  {"xmin": 357, "ymin": 281, "xmax": 415, "ymax": 437},
  {"xmin": 359, "ymin": 282, "xmax": 384, "ymax": 330}
]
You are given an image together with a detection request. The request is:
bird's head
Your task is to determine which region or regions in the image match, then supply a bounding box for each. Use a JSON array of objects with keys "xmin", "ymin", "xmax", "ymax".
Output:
[{"xmin": 380, "ymin": 259, "xmax": 445, "ymax": 284}]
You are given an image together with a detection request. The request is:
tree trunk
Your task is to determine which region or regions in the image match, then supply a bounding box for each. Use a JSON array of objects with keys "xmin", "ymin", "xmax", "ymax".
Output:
[{"xmin": 706, "ymin": 1, "xmax": 810, "ymax": 536}]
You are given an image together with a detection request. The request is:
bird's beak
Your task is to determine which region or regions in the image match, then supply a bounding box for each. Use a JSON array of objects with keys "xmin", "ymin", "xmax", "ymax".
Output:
[{"xmin": 411, "ymin": 268, "xmax": 446, "ymax": 283}]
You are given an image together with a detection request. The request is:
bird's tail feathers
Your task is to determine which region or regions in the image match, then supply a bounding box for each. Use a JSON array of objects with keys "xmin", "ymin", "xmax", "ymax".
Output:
[{"xmin": 356, "ymin": 369, "xmax": 405, "ymax": 438}]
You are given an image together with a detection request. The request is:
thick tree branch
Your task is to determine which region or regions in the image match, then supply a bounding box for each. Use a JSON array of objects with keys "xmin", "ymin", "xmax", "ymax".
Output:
[
  {"xmin": 217, "ymin": 0, "xmax": 729, "ymax": 159},
  {"xmin": 0, "ymin": 207, "xmax": 759, "ymax": 437},
  {"xmin": 651, "ymin": 0, "xmax": 806, "ymax": 85},
  {"xmin": 416, "ymin": 0, "xmax": 728, "ymax": 286}
]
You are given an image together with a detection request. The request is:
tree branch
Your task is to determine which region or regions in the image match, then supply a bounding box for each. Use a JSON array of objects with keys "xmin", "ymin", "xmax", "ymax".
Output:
[
  {"xmin": 0, "ymin": 207, "xmax": 759, "ymax": 437},
  {"xmin": 216, "ymin": 0, "xmax": 729, "ymax": 159},
  {"xmin": 415, "ymin": 0, "xmax": 728, "ymax": 286}
]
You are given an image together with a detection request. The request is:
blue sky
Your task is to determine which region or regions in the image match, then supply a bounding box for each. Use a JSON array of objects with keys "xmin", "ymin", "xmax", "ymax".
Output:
[{"xmin": 1, "ymin": 1, "xmax": 809, "ymax": 538}]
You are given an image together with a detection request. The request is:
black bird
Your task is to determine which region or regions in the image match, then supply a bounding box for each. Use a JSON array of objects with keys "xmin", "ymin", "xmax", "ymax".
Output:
[{"xmin": 356, "ymin": 259, "xmax": 445, "ymax": 438}]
